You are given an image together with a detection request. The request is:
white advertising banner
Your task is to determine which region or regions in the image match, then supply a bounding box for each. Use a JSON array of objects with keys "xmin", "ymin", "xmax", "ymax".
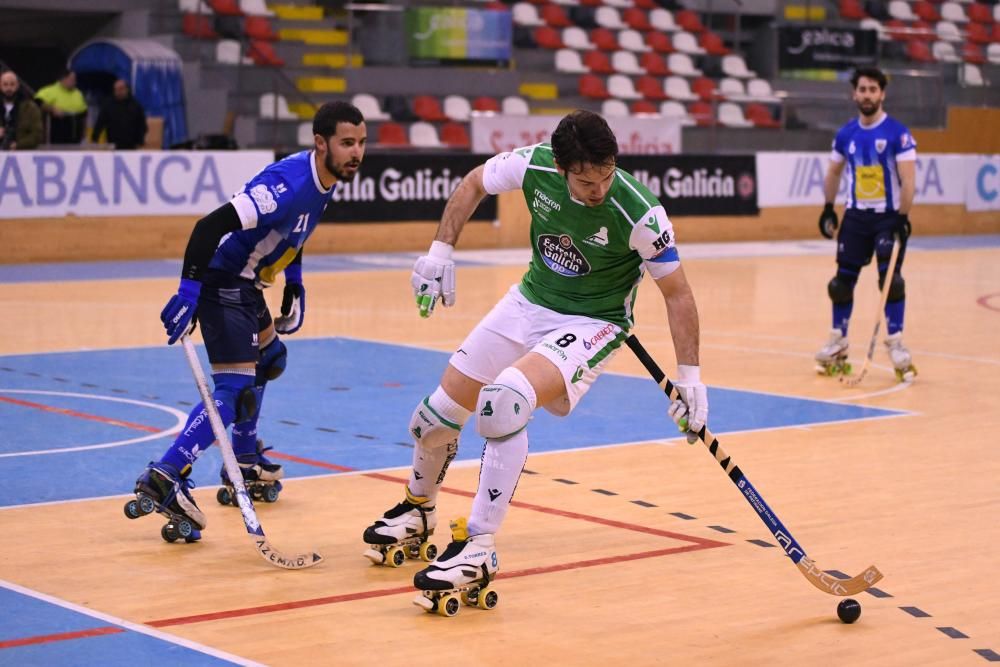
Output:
[
  {"xmin": 965, "ymin": 155, "xmax": 1000, "ymax": 212},
  {"xmin": 471, "ymin": 115, "xmax": 682, "ymax": 155},
  {"xmin": 755, "ymin": 152, "xmax": 967, "ymax": 208},
  {"xmin": 0, "ymin": 150, "xmax": 275, "ymax": 219}
]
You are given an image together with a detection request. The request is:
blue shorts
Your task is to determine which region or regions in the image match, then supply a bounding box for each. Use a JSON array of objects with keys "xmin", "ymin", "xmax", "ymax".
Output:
[
  {"xmin": 836, "ymin": 210, "xmax": 907, "ymax": 270},
  {"xmin": 198, "ymin": 270, "xmax": 273, "ymax": 364}
]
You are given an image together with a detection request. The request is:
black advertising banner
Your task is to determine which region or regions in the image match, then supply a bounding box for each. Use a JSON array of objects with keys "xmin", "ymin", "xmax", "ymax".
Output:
[
  {"xmin": 778, "ymin": 26, "xmax": 877, "ymax": 70},
  {"xmin": 617, "ymin": 154, "xmax": 758, "ymax": 216},
  {"xmin": 322, "ymin": 153, "xmax": 496, "ymax": 223}
]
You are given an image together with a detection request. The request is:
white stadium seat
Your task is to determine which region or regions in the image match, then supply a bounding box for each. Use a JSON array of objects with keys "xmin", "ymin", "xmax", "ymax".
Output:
[
  {"xmin": 239, "ymin": 0, "xmax": 275, "ymax": 16},
  {"xmin": 611, "ymin": 51, "xmax": 644, "ymax": 75},
  {"xmin": 555, "ymin": 48, "xmax": 588, "ymax": 73},
  {"xmin": 667, "ymin": 53, "xmax": 702, "ymax": 77},
  {"xmin": 664, "ymin": 76, "xmax": 698, "ymax": 101},
  {"xmin": 649, "ymin": 9, "xmax": 679, "ymax": 31},
  {"xmin": 409, "ymin": 122, "xmax": 442, "ymax": 147},
  {"xmin": 595, "ymin": 7, "xmax": 626, "ymax": 29},
  {"xmin": 962, "ymin": 63, "xmax": 984, "ymax": 87},
  {"xmin": 660, "ymin": 100, "xmax": 696, "ymax": 126},
  {"xmin": 259, "ymin": 93, "xmax": 297, "ymax": 120},
  {"xmin": 718, "ymin": 102, "xmax": 753, "ymax": 128},
  {"xmin": 512, "ymin": 2, "xmax": 545, "ymax": 27},
  {"xmin": 443, "ymin": 95, "xmax": 472, "ymax": 122},
  {"xmin": 721, "ymin": 54, "xmax": 756, "ymax": 79},
  {"xmin": 501, "ymin": 95, "xmax": 531, "ymax": 115},
  {"xmin": 351, "ymin": 93, "xmax": 390, "ymax": 121},
  {"xmin": 931, "ymin": 41, "xmax": 961, "ymax": 63},
  {"xmin": 618, "ymin": 29, "xmax": 651, "ymax": 53},
  {"xmin": 672, "ymin": 31, "xmax": 706, "ymax": 55},
  {"xmin": 562, "ymin": 27, "xmax": 595, "ymax": 50},
  {"xmin": 608, "ymin": 74, "xmax": 642, "ymax": 99},
  {"xmin": 601, "ymin": 99, "xmax": 630, "ymax": 117}
]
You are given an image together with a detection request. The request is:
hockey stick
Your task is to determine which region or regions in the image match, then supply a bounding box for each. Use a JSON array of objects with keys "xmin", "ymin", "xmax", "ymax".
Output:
[
  {"xmin": 625, "ymin": 335, "xmax": 882, "ymax": 596},
  {"xmin": 180, "ymin": 335, "xmax": 323, "ymax": 570},
  {"xmin": 841, "ymin": 233, "xmax": 901, "ymax": 387}
]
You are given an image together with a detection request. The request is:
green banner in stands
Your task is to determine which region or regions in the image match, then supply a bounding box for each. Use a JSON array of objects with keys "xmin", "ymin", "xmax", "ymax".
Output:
[{"xmin": 405, "ymin": 7, "xmax": 512, "ymax": 66}]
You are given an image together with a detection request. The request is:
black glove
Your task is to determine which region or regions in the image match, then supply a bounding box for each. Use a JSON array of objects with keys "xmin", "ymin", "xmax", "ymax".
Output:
[
  {"xmin": 897, "ymin": 213, "xmax": 911, "ymax": 241},
  {"xmin": 818, "ymin": 203, "xmax": 838, "ymax": 239}
]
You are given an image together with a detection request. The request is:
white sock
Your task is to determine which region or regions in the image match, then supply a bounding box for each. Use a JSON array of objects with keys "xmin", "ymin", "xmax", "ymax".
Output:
[{"xmin": 408, "ymin": 386, "xmax": 471, "ymax": 503}]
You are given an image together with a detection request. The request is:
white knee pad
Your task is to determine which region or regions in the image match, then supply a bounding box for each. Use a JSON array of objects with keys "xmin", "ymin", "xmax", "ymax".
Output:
[
  {"xmin": 476, "ymin": 367, "xmax": 536, "ymax": 440},
  {"xmin": 409, "ymin": 395, "xmax": 462, "ymax": 450}
]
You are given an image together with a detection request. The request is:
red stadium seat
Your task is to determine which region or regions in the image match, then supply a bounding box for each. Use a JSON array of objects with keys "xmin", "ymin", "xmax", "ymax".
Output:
[
  {"xmin": 631, "ymin": 100, "xmax": 658, "ymax": 114},
  {"xmin": 912, "ymin": 1, "xmax": 940, "ymax": 23},
  {"xmin": 440, "ymin": 122, "xmax": 471, "ymax": 148},
  {"xmin": 675, "ymin": 10, "xmax": 705, "ymax": 33},
  {"xmin": 911, "ymin": 21, "xmax": 936, "ymax": 42},
  {"xmin": 633, "ymin": 0, "xmax": 658, "ymax": 10},
  {"xmin": 412, "ymin": 95, "xmax": 448, "ymax": 122},
  {"xmin": 590, "ymin": 28, "xmax": 619, "ymax": 51},
  {"xmin": 377, "ymin": 122, "xmax": 408, "ymax": 146},
  {"xmin": 583, "ymin": 50, "xmax": 614, "ymax": 74},
  {"xmin": 640, "ymin": 52, "xmax": 670, "ymax": 75},
  {"xmin": 839, "ymin": 0, "xmax": 867, "ymax": 20},
  {"xmin": 472, "ymin": 96, "xmax": 500, "ymax": 112},
  {"xmin": 636, "ymin": 76, "xmax": 667, "ymax": 100},
  {"xmin": 579, "ymin": 74, "xmax": 611, "ymax": 99},
  {"xmin": 688, "ymin": 101, "xmax": 716, "ymax": 126},
  {"xmin": 248, "ymin": 40, "xmax": 284, "ymax": 66},
  {"xmin": 208, "ymin": 0, "xmax": 242, "ymax": 15},
  {"xmin": 623, "ymin": 8, "xmax": 652, "ymax": 31},
  {"xmin": 244, "ymin": 16, "xmax": 278, "ymax": 41},
  {"xmin": 533, "ymin": 26, "xmax": 565, "ymax": 49},
  {"xmin": 691, "ymin": 76, "xmax": 717, "ymax": 101},
  {"xmin": 541, "ymin": 4, "xmax": 573, "ymax": 28},
  {"xmin": 182, "ymin": 14, "xmax": 218, "ymax": 39},
  {"xmin": 962, "ymin": 42, "xmax": 986, "ymax": 64},
  {"xmin": 645, "ymin": 31, "xmax": 674, "ymax": 54},
  {"xmin": 905, "ymin": 40, "xmax": 935, "ymax": 62},
  {"xmin": 699, "ymin": 31, "xmax": 730, "ymax": 55},
  {"xmin": 966, "ymin": 22, "xmax": 990, "ymax": 45},
  {"xmin": 746, "ymin": 103, "xmax": 781, "ymax": 129},
  {"xmin": 967, "ymin": 2, "xmax": 992, "ymax": 24},
  {"xmin": 991, "ymin": 23, "xmax": 1000, "ymax": 43}
]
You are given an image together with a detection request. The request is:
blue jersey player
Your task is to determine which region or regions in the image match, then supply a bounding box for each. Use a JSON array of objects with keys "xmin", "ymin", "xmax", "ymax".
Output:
[
  {"xmin": 815, "ymin": 67, "xmax": 917, "ymax": 382},
  {"xmin": 126, "ymin": 102, "xmax": 367, "ymax": 542}
]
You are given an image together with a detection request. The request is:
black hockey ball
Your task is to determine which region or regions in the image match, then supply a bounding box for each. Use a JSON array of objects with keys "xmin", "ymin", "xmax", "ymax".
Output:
[{"xmin": 837, "ymin": 598, "xmax": 862, "ymax": 624}]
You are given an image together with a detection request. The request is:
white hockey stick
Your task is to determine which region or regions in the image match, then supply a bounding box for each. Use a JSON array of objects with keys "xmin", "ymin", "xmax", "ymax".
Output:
[
  {"xmin": 180, "ymin": 335, "xmax": 323, "ymax": 570},
  {"xmin": 841, "ymin": 234, "xmax": 901, "ymax": 387}
]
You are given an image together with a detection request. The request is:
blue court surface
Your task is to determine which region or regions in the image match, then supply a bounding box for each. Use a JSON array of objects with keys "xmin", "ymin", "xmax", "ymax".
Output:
[{"xmin": 0, "ymin": 337, "xmax": 904, "ymax": 508}]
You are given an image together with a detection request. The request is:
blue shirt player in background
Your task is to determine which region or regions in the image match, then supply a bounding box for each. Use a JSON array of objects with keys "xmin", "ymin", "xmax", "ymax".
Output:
[
  {"xmin": 814, "ymin": 67, "xmax": 917, "ymax": 382},
  {"xmin": 125, "ymin": 101, "xmax": 367, "ymax": 542}
]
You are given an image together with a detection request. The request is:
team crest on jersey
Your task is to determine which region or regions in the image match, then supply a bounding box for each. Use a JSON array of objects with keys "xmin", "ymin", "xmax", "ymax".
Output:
[
  {"xmin": 875, "ymin": 138, "xmax": 887, "ymax": 154},
  {"xmin": 250, "ymin": 184, "xmax": 277, "ymax": 214},
  {"xmin": 537, "ymin": 234, "xmax": 591, "ymax": 277},
  {"xmin": 901, "ymin": 133, "xmax": 913, "ymax": 149},
  {"xmin": 584, "ymin": 226, "xmax": 609, "ymax": 247}
]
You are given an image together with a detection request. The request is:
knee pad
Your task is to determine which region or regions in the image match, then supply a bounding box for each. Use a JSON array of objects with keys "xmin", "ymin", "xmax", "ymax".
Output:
[
  {"xmin": 236, "ymin": 385, "xmax": 263, "ymax": 422},
  {"xmin": 257, "ymin": 338, "xmax": 287, "ymax": 384},
  {"xmin": 476, "ymin": 368, "xmax": 535, "ymax": 440},
  {"xmin": 884, "ymin": 273, "xmax": 905, "ymax": 302},
  {"xmin": 827, "ymin": 275, "xmax": 856, "ymax": 305},
  {"xmin": 409, "ymin": 396, "xmax": 461, "ymax": 450},
  {"xmin": 211, "ymin": 373, "xmax": 255, "ymax": 423}
]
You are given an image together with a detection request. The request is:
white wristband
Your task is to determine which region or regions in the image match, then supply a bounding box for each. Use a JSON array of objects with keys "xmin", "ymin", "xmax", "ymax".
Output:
[
  {"xmin": 677, "ymin": 364, "xmax": 700, "ymax": 383},
  {"xmin": 428, "ymin": 240, "xmax": 454, "ymax": 260}
]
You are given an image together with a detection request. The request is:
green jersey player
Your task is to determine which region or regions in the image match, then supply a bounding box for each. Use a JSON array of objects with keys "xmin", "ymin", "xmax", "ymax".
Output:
[{"xmin": 362, "ymin": 110, "xmax": 706, "ymax": 615}]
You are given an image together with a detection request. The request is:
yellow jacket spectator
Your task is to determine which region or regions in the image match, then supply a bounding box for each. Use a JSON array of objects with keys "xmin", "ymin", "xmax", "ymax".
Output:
[{"xmin": 35, "ymin": 69, "xmax": 88, "ymax": 144}]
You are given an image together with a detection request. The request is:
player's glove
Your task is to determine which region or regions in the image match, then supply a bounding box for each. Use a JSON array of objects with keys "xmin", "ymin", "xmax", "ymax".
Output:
[
  {"xmin": 411, "ymin": 240, "xmax": 456, "ymax": 318},
  {"xmin": 275, "ymin": 266, "xmax": 305, "ymax": 335},
  {"xmin": 668, "ymin": 365, "xmax": 709, "ymax": 444},
  {"xmin": 896, "ymin": 213, "xmax": 911, "ymax": 241},
  {"xmin": 818, "ymin": 203, "xmax": 838, "ymax": 239},
  {"xmin": 160, "ymin": 278, "xmax": 201, "ymax": 345}
]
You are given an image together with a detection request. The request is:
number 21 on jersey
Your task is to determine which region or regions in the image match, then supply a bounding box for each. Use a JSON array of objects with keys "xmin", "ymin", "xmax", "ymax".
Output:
[{"xmin": 293, "ymin": 213, "xmax": 309, "ymax": 232}]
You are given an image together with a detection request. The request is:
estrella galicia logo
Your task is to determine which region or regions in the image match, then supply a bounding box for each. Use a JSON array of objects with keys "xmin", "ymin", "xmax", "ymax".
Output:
[{"xmin": 537, "ymin": 234, "xmax": 592, "ymax": 277}]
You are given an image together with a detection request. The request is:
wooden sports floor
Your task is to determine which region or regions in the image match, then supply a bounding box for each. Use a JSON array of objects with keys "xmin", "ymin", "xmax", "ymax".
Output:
[{"xmin": 0, "ymin": 237, "xmax": 998, "ymax": 666}]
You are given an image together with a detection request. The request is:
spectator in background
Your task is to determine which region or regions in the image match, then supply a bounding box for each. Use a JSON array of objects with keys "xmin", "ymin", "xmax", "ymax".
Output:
[
  {"xmin": 35, "ymin": 69, "xmax": 87, "ymax": 144},
  {"xmin": 1, "ymin": 70, "xmax": 42, "ymax": 151},
  {"xmin": 92, "ymin": 79, "xmax": 147, "ymax": 149}
]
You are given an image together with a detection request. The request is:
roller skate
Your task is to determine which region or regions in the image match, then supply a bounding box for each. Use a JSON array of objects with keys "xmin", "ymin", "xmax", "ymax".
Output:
[
  {"xmin": 815, "ymin": 328, "xmax": 852, "ymax": 376},
  {"xmin": 412, "ymin": 518, "xmax": 499, "ymax": 617},
  {"xmin": 217, "ymin": 439, "xmax": 284, "ymax": 506},
  {"xmin": 885, "ymin": 332, "xmax": 917, "ymax": 382},
  {"xmin": 123, "ymin": 462, "xmax": 206, "ymax": 543},
  {"xmin": 363, "ymin": 489, "xmax": 438, "ymax": 567}
]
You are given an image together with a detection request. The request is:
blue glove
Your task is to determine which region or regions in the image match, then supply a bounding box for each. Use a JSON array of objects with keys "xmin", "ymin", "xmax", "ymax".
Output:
[
  {"xmin": 275, "ymin": 270, "xmax": 305, "ymax": 334},
  {"xmin": 160, "ymin": 278, "xmax": 201, "ymax": 345}
]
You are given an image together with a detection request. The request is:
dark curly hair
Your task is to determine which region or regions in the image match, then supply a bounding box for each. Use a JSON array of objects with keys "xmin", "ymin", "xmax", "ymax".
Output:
[{"xmin": 551, "ymin": 110, "xmax": 618, "ymax": 173}]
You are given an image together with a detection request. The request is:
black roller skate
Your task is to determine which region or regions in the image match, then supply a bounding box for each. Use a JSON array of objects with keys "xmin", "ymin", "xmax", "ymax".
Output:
[
  {"xmin": 363, "ymin": 489, "xmax": 438, "ymax": 567},
  {"xmin": 412, "ymin": 518, "xmax": 499, "ymax": 617},
  {"xmin": 815, "ymin": 328, "xmax": 852, "ymax": 376},
  {"xmin": 217, "ymin": 439, "xmax": 284, "ymax": 506},
  {"xmin": 124, "ymin": 462, "xmax": 206, "ymax": 543}
]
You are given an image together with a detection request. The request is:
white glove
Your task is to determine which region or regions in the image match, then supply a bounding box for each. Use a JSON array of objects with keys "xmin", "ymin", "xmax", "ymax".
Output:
[
  {"xmin": 411, "ymin": 241, "xmax": 456, "ymax": 318},
  {"xmin": 669, "ymin": 365, "xmax": 708, "ymax": 444}
]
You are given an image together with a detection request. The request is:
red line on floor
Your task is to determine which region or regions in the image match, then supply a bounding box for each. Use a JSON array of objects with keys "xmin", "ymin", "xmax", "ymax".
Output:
[
  {"xmin": 0, "ymin": 626, "xmax": 124, "ymax": 649},
  {"xmin": 976, "ymin": 292, "xmax": 1000, "ymax": 313},
  {"xmin": 0, "ymin": 396, "xmax": 160, "ymax": 433}
]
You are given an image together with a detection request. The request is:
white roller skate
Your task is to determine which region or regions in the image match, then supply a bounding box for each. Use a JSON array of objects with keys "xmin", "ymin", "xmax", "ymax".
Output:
[
  {"xmin": 412, "ymin": 518, "xmax": 499, "ymax": 617},
  {"xmin": 124, "ymin": 462, "xmax": 206, "ymax": 543},
  {"xmin": 815, "ymin": 328, "xmax": 851, "ymax": 376},
  {"xmin": 885, "ymin": 332, "xmax": 917, "ymax": 382},
  {"xmin": 363, "ymin": 489, "xmax": 438, "ymax": 567},
  {"xmin": 217, "ymin": 439, "xmax": 284, "ymax": 506}
]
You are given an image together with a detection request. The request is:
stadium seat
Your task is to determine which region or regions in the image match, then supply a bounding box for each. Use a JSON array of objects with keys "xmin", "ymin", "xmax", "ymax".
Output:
[
  {"xmin": 590, "ymin": 28, "xmax": 619, "ymax": 50},
  {"xmin": 440, "ymin": 122, "xmax": 471, "ymax": 148},
  {"xmin": 208, "ymin": 0, "xmax": 242, "ymax": 16},
  {"xmin": 966, "ymin": 22, "xmax": 990, "ymax": 45},
  {"xmin": 579, "ymin": 74, "xmax": 611, "ymax": 98},
  {"xmin": 612, "ymin": 50, "xmax": 645, "ymax": 74},
  {"xmin": 721, "ymin": 54, "xmax": 756, "ymax": 79},
  {"xmin": 608, "ymin": 74, "xmax": 642, "ymax": 99},
  {"xmin": 182, "ymin": 14, "xmax": 218, "ymax": 38},
  {"xmin": 542, "ymin": 4, "xmax": 573, "ymax": 27},
  {"xmin": 584, "ymin": 50, "xmax": 614, "ymax": 73},
  {"xmin": 649, "ymin": 9, "xmax": 679, "ymax": 32},
  {"xmin": 664, "ymin": 75, "xmax": 698, "ymax": 101},
  {"xmin": 668, "ymin": 53, "xmax": 703, "ymax": 77},
  {"xmin": 534, "ymin": 27, "xmax": 565, "ymax": 49},
  {"xmin": 640, "ymin": 52, "xmax": 670, "ymax": 75},
  {"xmin": 634, "ymin": 0, "xmax": 658, "ymax": 10},
  {"xmin": 351, "ymin": 93, "xmax": 390, "ymax": 121},
  {"xmin": 630, "ymin": 100, "xmax": 657, "ymax": 114},
  {"xmin": 563, "ymin": 27, "xmax": 595, "ymax": 49},
  {"xmin": 501, "ymin": 96, "xmax": 531, "ymax": 115},
  {"xmin": 673, "ymin": 31, "xmax": 707, "ymax": 54},
  {"xmin": 244, "ymin": 16, "xmax": 278, "ymax": 41},
  {"xmin": 888, "ymin": 0, "xmax": 917, "ymax": 21},
  {"xmin": 473, "ymin": 96, "xmax": 501, "ymax": 113},
  {"xmin": 745, "ymin": 103, "xmax": 781, "ymax": 128},
  {"xmin": 966, "ymin": 2, "xmax": 991, "ymax": 24},
  {"xmin": 718, "ymin": 102, "xmax": 753, "ymax": 127},
  {"xmin": 962, "ymin": 63, "xmax": 984, "ymax": 86},
  {"xmin": 443, "ymin": 95, "xmax": 472, "ymax": 122},
  {"xmin": 297, "ymin": 122, "xmax": 313, "ymax": 147},
  {"xmin": 216, "ymin": 39, "xmax": 247, "ymax": 64},
  {"xmin": 961, "ymin": 41, "xmax": 985, "ymax": 64},
  {"xmin": 935, "ymin": 21, "xmax": 962, "ymax": 42},
  {"xmin": 595, "ymin": 7, "xmax": 626, "ymax": 29},
  {"xmin": 840, "ymin": 0, "xmax": 867, "ymax": 20},
  {"xmin": 746, "ymin": 78, "xmax": 780, "ymax": 103},
  {"xmin": 660, "ymin": 100, "xmax": 696, "ymax": 126},
  {"xmin": 688, "ymin": 101, "xmax": 715, "ymax": 126},
  {"xmin": 179, "ymin": 0, "xmax": 210, "ymax": 12},
  {"xmin": 939, "ymin": 2, "xmax": 967, "ymax": 23},
  {"xmin": 377, "ymin": 122, "xmax": 408, "ymax": 146},
  {"xmin": 989, "ymin": 44, "xmax": 1000, "ymax": 66},
  {"xmin": 691, "ymin": 76, "xmax": 717, "ymax": 101},
  {"xmin": 514, "ymin": 2, "xmax": 546, "ymax": 26},
  {"xmin": 239, "ymin": 0, "xmax": 275, "ymax": 16},
  {"xmin": 910, "ymin": 21, "xmax": 936, "ymax": 42},
  {"xmin": 601, "ymin": 99, "xmax": 630, "ymax": 117},
  {"xmin": 932, "ymin": 38, "xmax": 961, "ymax": 63},
  {"xmin": 413, "ymin": 96, "xmax": 448, "ymax": 122},
  {"xmin": 619, "ymin": 29, "xmax": 652, "ymax": 52},
  {"xmin": 556, "ymin": 48, "xmax": 588, "ymax": 72},
  {"xmin": 717, "ymin": 77, "xmax": 745, "ymax": 100},
  {"xmin": 675, "ymin": 10, "xmax": 705, "ymax": 32},
  {"xmin": 623, "ymin": 8, "xmax": 652, "ymax": 31},
  {"xmin": 604, "ymin": 0, "xmax": 634, "ymax": 9},
  {"xmin": 994, "ymin": 4, "xmax": 1000, "ymax": 24},
  {"xmin": 905, "ymin": 40, "xmax": 935, "ymax": 62},
  {"xmin": 259, "ymin": 93, "xmax": 297, "ymax": 119},
  {"xmin": 699, "ymin": 31, "xmax": 730, "ymax": 55},
  {"xmin": 248, "ymin": 40, "xmax": 284, "ymax": 66},
  {"xmin": 913, "ymin": 1, "xmax": 941, "ymax": 23},
  {"xmin": 637, "ymin": 75, "xmax": 667, "ymax": 100},
  {"xmin": 645, "ymin": 32, "xmax": 674, "ymax": 54},
  {"xmin": 860, "ymin": 18, "xmax": 890, "ymax": 41}
]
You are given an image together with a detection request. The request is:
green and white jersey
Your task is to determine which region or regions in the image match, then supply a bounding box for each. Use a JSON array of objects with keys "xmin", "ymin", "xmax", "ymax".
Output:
[{"xmin": 482, "ymin": 143, "xmax": 680, "ymax": 329}]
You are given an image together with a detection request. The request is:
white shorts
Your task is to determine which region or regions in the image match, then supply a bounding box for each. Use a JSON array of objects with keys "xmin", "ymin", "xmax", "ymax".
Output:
[{"xmin": 448, "ymin": 285, "xmax": 626, "ymax": 417}]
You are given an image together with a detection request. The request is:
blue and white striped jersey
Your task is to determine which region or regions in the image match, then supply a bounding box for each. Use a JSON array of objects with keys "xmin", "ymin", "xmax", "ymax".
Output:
[
  {"xmin": 830, "ymin": 113, "xmax": 916, "ymax": 213},
  {"xmin": 211, "ymin": 150, "xmax": 333, "ymax": 286}
]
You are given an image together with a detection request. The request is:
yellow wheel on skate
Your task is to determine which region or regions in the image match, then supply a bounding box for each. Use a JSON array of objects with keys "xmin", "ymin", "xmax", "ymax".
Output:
[
  {"xmin": 437, "ymin": 594, "xmax": 461, "ymax": 617},
  {"xmin": 418, "ymin": 541, "xmax": 437, "ymax": 562},
  {"xmin": 386, "ymin": 546, "xmax": 406, "ymax": 568},
  {"xmin": 477, "ymin": 586, "xmax": 499, "ymax": 610}
]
